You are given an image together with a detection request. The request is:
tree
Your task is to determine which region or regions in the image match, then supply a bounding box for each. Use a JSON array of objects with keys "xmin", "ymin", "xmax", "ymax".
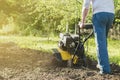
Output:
[{"xmin": 0, "ymin": 0, "xmax": 120, "ymax": 38}]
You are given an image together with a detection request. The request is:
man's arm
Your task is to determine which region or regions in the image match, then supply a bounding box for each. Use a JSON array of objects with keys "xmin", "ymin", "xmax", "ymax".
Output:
[
  {"xmin": 79, "ymin": 0, "xmax": 90, "ymax": 28},
  {"xmin": 80, "ymin": 8, "xmax": 89, "ymax": 28}
]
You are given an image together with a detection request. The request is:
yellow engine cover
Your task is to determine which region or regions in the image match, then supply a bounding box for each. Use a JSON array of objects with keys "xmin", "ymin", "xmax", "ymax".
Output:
[
  {"xmin": 58, "ymin": 48, "xmax": 72, "ymax": 60},
  {"xmin": 57, "ymin": 48, "xmax": 78, "ymax": 64}
]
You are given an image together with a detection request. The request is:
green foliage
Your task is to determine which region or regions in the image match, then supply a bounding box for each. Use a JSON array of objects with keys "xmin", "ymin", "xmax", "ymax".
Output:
[
  {"xmin": 114, "ymin": 0, "xmax": 120, "ymax": 25},
  {"xmin": 0, "ymin": 0, "xmax": 120, "ymax": 37},
  {"xmin": 0, "ymin": 0, "xmax": 82, "ymax": 36}
]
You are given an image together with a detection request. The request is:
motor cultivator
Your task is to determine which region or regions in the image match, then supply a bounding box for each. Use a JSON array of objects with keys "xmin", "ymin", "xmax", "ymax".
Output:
[{"xmin": 52, "ymin": 24, "xmax": 93, "ymax": 67}]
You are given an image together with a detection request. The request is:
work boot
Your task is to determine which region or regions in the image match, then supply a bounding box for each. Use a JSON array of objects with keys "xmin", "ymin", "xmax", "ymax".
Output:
[
  {"xmin": 96, "ymin": 64, "xmax": 101, "ymax": 69},
  {"xmin": 96, "ymin": 64, "xmax": 111, "ymax": 74}
]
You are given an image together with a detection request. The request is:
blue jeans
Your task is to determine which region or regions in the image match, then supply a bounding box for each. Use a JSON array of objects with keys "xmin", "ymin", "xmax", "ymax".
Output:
[{"xmin": 92, "ymin": 12, "xmax": 114, "ymax": 73}]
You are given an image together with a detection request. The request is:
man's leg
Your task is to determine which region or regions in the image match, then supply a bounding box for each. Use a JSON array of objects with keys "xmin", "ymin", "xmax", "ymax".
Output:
[{"xmin": 92, "ymin": 12, "xmax": 111, "ymax": 74}]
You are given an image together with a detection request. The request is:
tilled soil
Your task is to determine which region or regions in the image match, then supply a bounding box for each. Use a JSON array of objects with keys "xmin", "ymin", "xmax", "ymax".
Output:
[{"xmin": 0, "ymin": 42, "xmax": 120, "ymax": 80}]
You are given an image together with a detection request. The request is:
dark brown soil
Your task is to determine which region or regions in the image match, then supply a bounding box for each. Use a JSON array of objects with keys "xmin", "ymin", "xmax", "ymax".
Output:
[{"xmin": 0, "ymin": 42, "xmax": 120, "ymax": 80}]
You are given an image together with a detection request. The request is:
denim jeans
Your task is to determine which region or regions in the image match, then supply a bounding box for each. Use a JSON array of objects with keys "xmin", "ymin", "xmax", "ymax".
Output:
[{"xmin": 92, "ymin": 12, "xmax": 114, "ymax": 73}]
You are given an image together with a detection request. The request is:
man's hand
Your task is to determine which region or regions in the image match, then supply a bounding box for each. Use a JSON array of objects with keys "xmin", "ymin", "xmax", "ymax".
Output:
[{"xmin": 78, "ymin": 22, "xmax": 85, "ymax": 29}]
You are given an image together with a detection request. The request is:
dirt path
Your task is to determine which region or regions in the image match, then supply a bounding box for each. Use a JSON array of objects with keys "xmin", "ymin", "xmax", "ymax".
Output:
[{"xmin": 0, "ymin": 42, "xmax": 120, "ymax": 80}]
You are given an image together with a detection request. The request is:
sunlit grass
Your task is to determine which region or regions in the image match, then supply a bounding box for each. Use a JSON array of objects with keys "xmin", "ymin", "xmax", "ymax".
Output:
[
  {"xmin": 0, "ymin": 36, "xmax": 58, "ymax": 52},
  {"xmin": 85, "ymin": 38, "xmax": 120, "ymax": 65},
  {"xmin": 0, "ymin": 36, "xmax": 120, "ymax": 65}
]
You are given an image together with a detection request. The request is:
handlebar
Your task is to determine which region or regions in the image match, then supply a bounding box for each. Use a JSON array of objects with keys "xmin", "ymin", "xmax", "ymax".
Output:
[{"xmin": 84, "ymin": 23, "xmax": 93, "ymax": 29}]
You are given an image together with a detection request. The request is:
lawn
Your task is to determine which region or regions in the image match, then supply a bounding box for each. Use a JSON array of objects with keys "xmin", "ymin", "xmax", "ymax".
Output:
[
  {"xmin": 0, "ymin": 35, "xmax": 120, "ymax": 65},
  {"xmin": 85, "ymin": 38, "xmax": 120, "ymax": 65}
]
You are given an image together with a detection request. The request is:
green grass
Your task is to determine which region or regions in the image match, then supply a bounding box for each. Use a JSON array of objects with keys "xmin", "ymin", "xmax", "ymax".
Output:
[
  {"xmin": 0, "ymin": 35, "xmax": 120, "ymax": 65},
  {"xmin": 85, "ymin": 38, "xmax": 120, "ymax": 65},
  {"xmin": 0, "ymin": 36, "xmax": 58, "ymax": 52}
]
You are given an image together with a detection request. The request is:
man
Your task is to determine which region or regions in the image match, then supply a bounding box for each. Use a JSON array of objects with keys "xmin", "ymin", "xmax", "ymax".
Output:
[{"xmin": 79, "ymin": 0, "xmax": 115, "ymax": 74}]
